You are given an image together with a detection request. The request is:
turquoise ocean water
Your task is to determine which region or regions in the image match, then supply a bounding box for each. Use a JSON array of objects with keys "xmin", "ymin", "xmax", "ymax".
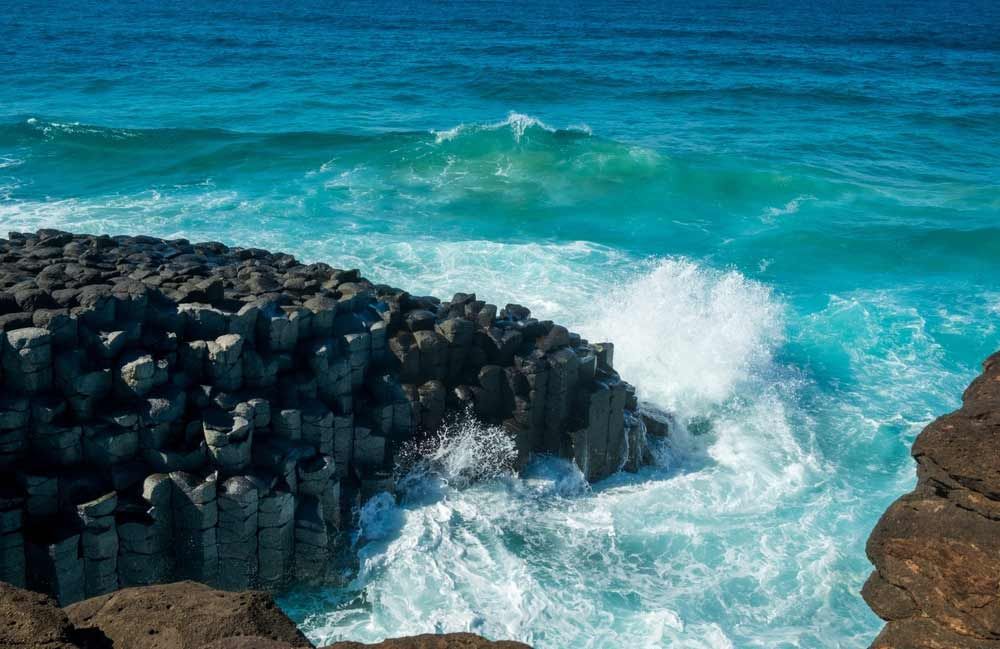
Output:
[{"xmin": 2, "ymin": 1, "xmax": 999, "ymax": 646}]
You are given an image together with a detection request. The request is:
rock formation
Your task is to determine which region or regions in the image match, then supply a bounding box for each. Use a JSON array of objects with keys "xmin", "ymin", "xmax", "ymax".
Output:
[
  {"xmin": 863, "ymin": 351, "xmax": 1000, "ymax": 648},
  {"xmin": 0, "ymin": 579, "xmax": 530, "ymax": 649},
  {"xmin": 0, "ymin": 229, "xmax": 662, "ymax": 605}
]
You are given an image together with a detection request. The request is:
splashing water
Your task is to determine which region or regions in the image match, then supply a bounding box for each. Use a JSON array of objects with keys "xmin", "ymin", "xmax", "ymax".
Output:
[
  {"xmin": 395, "ymin": 410, "xmax": 519, "ymax": 492},
  {"xmin": 583, "ymin": 259, "xmax": 786, "ymax": 414}
]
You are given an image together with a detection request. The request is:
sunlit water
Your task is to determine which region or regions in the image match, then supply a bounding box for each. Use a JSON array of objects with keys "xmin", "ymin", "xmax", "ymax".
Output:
[{"xmin": 2, "ymin": 1, "xmax": 999, "ymax": 646}]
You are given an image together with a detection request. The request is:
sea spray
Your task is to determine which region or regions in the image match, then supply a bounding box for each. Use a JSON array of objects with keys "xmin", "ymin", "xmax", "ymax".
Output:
[
  {"xmin": 582, "ymin": 258, "xmax": 786, "ymax": 414},
  {"xmin": 394, "ymin": 408, "xmax": 519, "ymax": 494}
]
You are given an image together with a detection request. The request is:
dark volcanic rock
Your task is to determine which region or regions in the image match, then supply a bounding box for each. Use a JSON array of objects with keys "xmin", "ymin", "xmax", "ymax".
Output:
[
  {"xmin": 64, "ymin": 581, "xmax": 311, "ymax": 649},
  {"xmin": 322, "ymin": 634, "xmax": 531, "ymax": 649},
  {"xmin": 863, "ymin": 351, "xmax": 1000, "ymax": 648},
  {"xmin": 0, "ymin": 229, "xmax": 661, "ymax": 608}
]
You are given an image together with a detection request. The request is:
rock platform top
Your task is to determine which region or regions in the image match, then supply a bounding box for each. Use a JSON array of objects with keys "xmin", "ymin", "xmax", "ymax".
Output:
[
  {"xmin": 0, "ymin": 579, "xmax": 531, "ymax": 649},
  {"xmin": 0, "ymin": 229, "xmax": 663, "ymax": 605},
  {"xmin": 863, "ymin": 351, "xmax": 1000, "ymax": 648}
]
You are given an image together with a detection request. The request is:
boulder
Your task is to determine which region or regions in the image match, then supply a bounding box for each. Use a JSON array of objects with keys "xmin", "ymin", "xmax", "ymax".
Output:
[{"xmin": 64, "ymin": 581, "xmax": 311, "ymax": 649}]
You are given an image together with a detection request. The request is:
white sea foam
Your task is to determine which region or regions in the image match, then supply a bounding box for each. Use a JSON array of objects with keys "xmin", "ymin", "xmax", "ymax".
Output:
[
  {"xmin": 278, "ymin": 248, "xmax": 844, "ymax": 649},
  {"xmin": 761, "ymin": 194, "xmax": 815, "ymax": 222},
  {"xmin": 432, "ymin": 111, "xmax": 589, "ymax": 145}
]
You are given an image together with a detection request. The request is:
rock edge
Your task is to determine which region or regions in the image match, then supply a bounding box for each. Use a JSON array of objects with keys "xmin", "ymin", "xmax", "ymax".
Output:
[
  {"xmin": 0, "ymin": 579, "xmax": 531, "ymax": 649},
  {"xmin": 863, "ymin": 351, "xmax": 1000, "ymax": 648}
]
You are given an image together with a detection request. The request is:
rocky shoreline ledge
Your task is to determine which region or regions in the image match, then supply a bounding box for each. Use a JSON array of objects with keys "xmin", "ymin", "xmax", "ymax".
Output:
[
  {"xmin": 0, "ymin": 229, "xmax": 661, "ymax": 611},
  {"xmin": 1, "ymin": 578, "xmax": 530, "ymax": 648},
  {"xmin": 863, "ymin": 351, "xmax": 1000, "ymax": 648}
]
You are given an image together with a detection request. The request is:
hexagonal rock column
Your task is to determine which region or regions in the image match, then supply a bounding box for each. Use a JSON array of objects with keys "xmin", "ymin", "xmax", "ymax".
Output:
[
  {"xmin": 257, "ymin": 486, "xmax": 295, "ymax": 588},
  {"xmin": 171, "ymin": 471, "xmax": 219, "ymax": 586},
  {"xmin": 0, "ymin": 489, "xmax": 26, "ymax": 588},
  {"xmin": 216, "ymin": 476, "xmax": 259, "ymax": 590},
  {"xmin": 76, "ymin": 492, "xmax": 119, "ymax": 597},
  {"xmin": 117, "ymin": 473, "xmax": 174, "ymax": 587}
]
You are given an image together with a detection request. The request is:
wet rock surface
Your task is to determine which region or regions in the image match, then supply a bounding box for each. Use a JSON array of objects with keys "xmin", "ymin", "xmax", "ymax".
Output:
[
  {"xmin": 864, "ymin": 351, "xmax": 1000, "ymax": 648},
  {"xmin": 0, "ymin": 230, "xmax": 660, "ymax": 605}
]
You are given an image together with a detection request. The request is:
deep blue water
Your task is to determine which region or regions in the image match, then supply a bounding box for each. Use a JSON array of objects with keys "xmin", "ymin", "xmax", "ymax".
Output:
[{"xmin": 2, "ymin": 1, "xmax": 999, "ymax": 647}]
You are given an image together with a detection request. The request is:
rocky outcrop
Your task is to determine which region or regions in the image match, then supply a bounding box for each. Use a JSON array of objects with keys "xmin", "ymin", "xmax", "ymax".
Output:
[
  {"xmin": 863, "ymin": 351, "xmax": 1000, "ymax": 648},
  {"xmin": 0, "ymin": 230, "xmax": 663, "ymax": 604},
  {"xmin": 64, "ymin": 581, "xmax": 311, "ymax": 649},
  {"xmin": 0, "ymin": 579, "xmax": 529, "ymax": 649}
]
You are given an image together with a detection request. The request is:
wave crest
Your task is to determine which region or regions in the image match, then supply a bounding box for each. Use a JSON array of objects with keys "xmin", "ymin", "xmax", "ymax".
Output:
[{"xmin": 432, "ymin": 111, "xmax": 591, "ymax": 144}]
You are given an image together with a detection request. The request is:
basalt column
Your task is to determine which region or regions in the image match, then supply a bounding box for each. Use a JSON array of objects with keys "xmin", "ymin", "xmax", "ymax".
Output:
[{"xmin": 0, "ymin": 229, "xmax": 661, "ymax": 604}]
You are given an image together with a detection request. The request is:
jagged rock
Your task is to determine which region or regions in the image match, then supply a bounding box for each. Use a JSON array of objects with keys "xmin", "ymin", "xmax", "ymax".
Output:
[
  {"xmin": 203, "ymin": 411, "xmax": 254, "ymax": 474},
  {"xmin": 117, "ymin": 350, "xmax": 156, "ymax": 397},
  {"xmin": 864, "ymin": 351, "xmax": 1000, "ymax": 647},
  {"xmin": 2, "ymin": 327, "xmax": 52, "ymax": 393}
]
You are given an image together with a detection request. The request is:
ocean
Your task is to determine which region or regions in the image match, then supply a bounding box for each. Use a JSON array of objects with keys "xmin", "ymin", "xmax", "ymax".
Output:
[{"xmin": 2, "ymin": 1, "xmax": 998, "ymax": 646}]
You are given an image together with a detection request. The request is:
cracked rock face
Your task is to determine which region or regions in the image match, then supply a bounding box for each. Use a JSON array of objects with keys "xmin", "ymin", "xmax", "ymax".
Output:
[{"xmin": 863, "ymin": 351, "xmax": 1000, "ymax": 648}]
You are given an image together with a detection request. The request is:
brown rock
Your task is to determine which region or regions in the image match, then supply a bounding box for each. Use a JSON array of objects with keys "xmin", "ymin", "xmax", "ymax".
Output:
[
  {"xmin": 863, "ymin": 351, "xmax": 1000, "ymax": 648},
  {"xmin": 0, "ymin": 580, "xmax": 83, "ymax": 649},
  {"xmin": 321, "ymin": 633, "xmax": 531, "ymax": 649},
  {"xmin": 871, "ymin": 618, "xmax": 999, "ymax": 649},
  {"xmin": 200, "ymin": 638, "xmax": 300, "ymax": 649},
  {"xmin": 64, "ymin": 581, "xmax": 311, "ymax": 649}
]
